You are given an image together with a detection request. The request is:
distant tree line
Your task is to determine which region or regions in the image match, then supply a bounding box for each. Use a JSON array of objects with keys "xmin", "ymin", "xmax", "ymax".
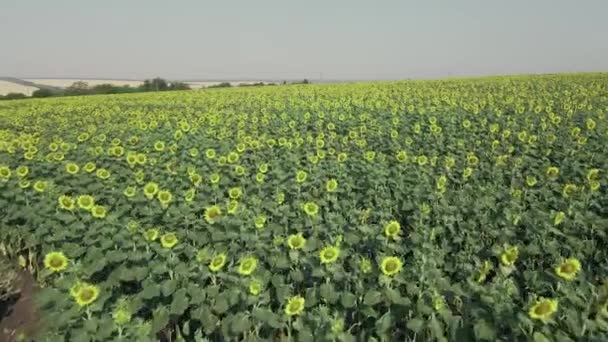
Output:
[{"xmin": 1, "ymin": 78, "xmax": 311, "ymax": 100}]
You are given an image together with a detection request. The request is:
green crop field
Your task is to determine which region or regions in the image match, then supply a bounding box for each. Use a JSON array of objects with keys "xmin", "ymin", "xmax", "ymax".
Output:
[{"xmin": 1, "ymin": 73, "xmax": 607, "ymax": 341}]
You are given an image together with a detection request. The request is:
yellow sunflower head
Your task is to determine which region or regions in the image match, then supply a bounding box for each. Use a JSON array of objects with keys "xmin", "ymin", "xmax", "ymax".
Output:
[
  {"xmin": 58, "ymin": 195, "xmax": 76, "ymax": 211},
  {"xmin": 210, "ymin": 173, "xmax": 220, "ymax": 185},
  {"xmin": 160, "ymin": 233, "xmax": 178, "ymax": 249},
  {"xmin": 326, "ymin": 179, "xmax": 338, "ymax": 192},
  {"xmin": 33, "ymin": 180, "xmax": 49, "ymax": 193},
  {"xmin": 546, "ymin": 166, "xmax": 559, "ymax": 178},
  {"xmin": 204, "ymin": 205, "xmax": 222, "ymax": 224},
  {"xmin": 554, "ymin": 257, "xmax": 581, "ymax": 281},
  {"xmin": 209, "ymin": 253, "xmax": 227, "ymax": 272},
  {"xmin": 249, "ymin": 279, "xmax": 263, "ymax": 296},
  {"xmin": 296, "ymin": 170, "xmax": 308, "ymax": 183},
  {"xmin": 237, "ymin": 256, "xmax": 258, "ymax": 276},
  {"xmin": 287, "ymin": 233, "xmax": 306, "ymax": 250},
  {"xmin": 16, "ymin": 165, "xmax": 29, "ymax": 178},
  {"xmin": 303, "ymin": 202, "xmax": 319, "ymax": 217},
  {"xmin": 77, "ymin": 195, "xmax": 95, "ymax": 211},
  {"xmin": 44, "ymin": 252, "xmax": 69, "ymax": 272},
  {"xmin": 500, "ymin": 245, "xmax": 519, "ymax": 267},
  {"xmin": 123, "ymin": 186, "xmax": 136, "ymax": 198},
  {"xmin": 380, "ymin": 256, "xmax": 403, "ymax": 276},
  {"xmin": 528, "ymin": 298, "xmax": 558, "ymax": 322},
  {"xmin": 157, "ymin": 190, "xmax": 173, "ymax": 206},
  {"xmin": 83, "ymin": 162, "xmax": 96, "ymax": 173},
  {"xmin": 228, "ymin": 187, "xmax": 242, "ymax": 200},
  {"xmin": 384, "ymin": 221, "xmax": 401, "ymax": 239},
  {"xmin": 319, "ymin": 246, "xmax": 340, "ymax": 264},
  {"xmin": 73, "ymin": 283, "xmax": 100, "ymax": 307},
  {"xmin": 143, "ymin": 228, "xmax": 159, "ymax": 241},
  {"xmin": 91, "ymin": 205, "xmax": 107, "ymax": 219},
  {"xmin": 143, "ymin": 182, "xmax": 159, "ymax": 199},
  {"xmin": 284, "ymin": 295, "xmax": 305, "ymax": 316}
]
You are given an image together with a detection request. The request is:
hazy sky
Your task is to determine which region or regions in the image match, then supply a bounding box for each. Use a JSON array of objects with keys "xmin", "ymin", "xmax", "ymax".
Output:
[{"xmin": 1, "ymin": 0, "xmax": 607, "ymax": 80}]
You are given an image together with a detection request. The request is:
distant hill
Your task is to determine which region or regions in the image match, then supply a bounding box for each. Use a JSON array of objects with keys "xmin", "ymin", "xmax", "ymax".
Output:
[{"xmin": 0, "ymin": 77, "xmax": 62, "ymax": 92}]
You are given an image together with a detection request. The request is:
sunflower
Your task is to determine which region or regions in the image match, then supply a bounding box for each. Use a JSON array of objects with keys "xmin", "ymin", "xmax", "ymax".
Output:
[
  {"xmin": 528, "ymin": 298, "xmax": 558, "ymax": 322},
  {"xmin": 337, "ymin": 153, "xmax": 347, "ymax": 162},
  {"xmin": 205, "ymin": 148, "xmax": 216, "ymax": 159},
  {"xmin": 143, "ymin": 182, "xmax": 159, "ymax": 199},
  {"xmin": 160, "ymin": 233, "xmax": 179, "ymax": 249},
  {"xmin": 287, "ymin": 233, "xmax": 306, "ymax": 250},
  {"xmin": 587, "ymin": 169, "xmax": 600, "ymax": 182},
  {"xmin": 526, "ymin": 176, "xmax": 537, "ymax": 187},
  {"xmin": 77, "ymin": 195, "xmax": 95, "ymax": 211},
  {"xmin": 436, "ymin": 176, "xmax": 447, "ymax": 190},
  {"xmin": 188, "ymin": 147, "xmax": 199, "ymax": 158},
  {"xmin": 154, "ymin": 141, "xmax": 165, "ymax": 152},
  {"xmin": 463, "ymin": 167, "xmax": 473, "ymax": 179},
  {"xmin": 554, "ymin": 257, "xmax": 582, "ymax": 281},
  {"xmin": 562, "ymin": 183, "xmax": 577, "ymax": 198},
  {"xmin": 112, "ymin": 307, "xmax": 132, "ymax": 326},
  {"xmin": 296, "ymin": 170, "xmax": 308, "ymax": 183},
  {"xmin": 210, "ymin": 173, "xmax": 220, "ymax": 185},
  {"xmin": 237, "ymin": 256, "xmax": 258, "ymax": 276},
  {"xmin": 58, "ymin": 195, "xmax": 76, "ymax": 210},
  {"xmin": 380, "ymin": 256, "xmax": 403, "ymax": 276},
  {"xmin": 96, "ymin": 168, "xmax": 111, "ymax": 180},
  {"xmin": 319, "ymin": 246, "xmax": 340, "ymax": 264},
  {"xmin": 184, "ymin": 188, "xmax": 196, "ymax": 203},
  {"xmin": 326, "ymin": 179, "xmax": 338, "ymax": 192},
  {"xmin": 359, "ymin": 257, "xmax": 372, "ymax": 274},
  {"xmin": 44, "ymin": 252, "xmax": 69, "ymax": 272},
  {"xmin": 136, "ymin": 153, "xmax": 147, "ymax": 165},
  {"xmin": 553, "ymin": 211, "xmax": 566, "ymax": 226},
  {"xmin": 255, "ymin": 172, "xmax": 265, "ymax": 183},
  {"xmin": 73, "ymin": 283, "xmax": 100, "ymax": 307},
  {"xmin": 303, "ymin": 202, "xmax": 319, "ymax": 217},
  {"xmin": 590, "ymin": 181, "xmax": 601, "ymax": 191},
  {"xmin": 284, "ymin": 296, "xmax": 305, "ymax": 316},
  {"xmin": 364, "ymin": 151, "xmax": 376, "ymax": 162},
  {"xmin": 126, "ymin": 153, "xmax": 138, "ymax": 167},
  {"xmin": 247, "ymin": 279, "xmax": 263, "ymax": 296},
  {"xmin": 500, "ymin": 245, "xmax": 519, "ymax": 267},
  {"xmin": 396, "ymin": 151, "xmax": 408, "ymax": 163},
  {"xmin": 209, "ymin": 253, "xmax": 227, "ymax": 272},
  {"xmin": 218, "ymin": 156, "xmax": 227, "ymax": 166},
  {"xmin": 123, "ymin": 186, "xmax": 136, "ymax": 198},
  {"xmin": 91, "ymin": 205, "xmax": 107, "ymax": 219},
  {"xmin": 258, "ymin": 163, "xmax": 269, "ymax": 174},
  {"xmin": 254, "ymin": 215, "xmax": 266, "ymax": 229},
  {"xmin": 546, "ymin": 166, "xmax": 559, "ymax": 178},
  {"xmin": 229, "ymin": 187, "xmax": 242, "ymax": 199},
  {"xmin": 384, "ymin": 221, "xmax": 401, "ymax": 239},
  {"xmin": 227, "ymin": 152, "xmax": 239, "ymax": 164},
  {"xmin": 16, "ymin": 165, "xmax": 29, "ymax": 178},
  {"xmin": 226, "ymin": 200, "xmax": 239, "ymax": 214},
  {"xmin": 204, "ymin": 205, "xmax": 222, "ymax": 224},
  {"xmin": 157, "ymin": 190, "xmax": 173, "ymax": 207},
  {"xmin": 19, "ymin": 180, "xmax": 30, "ymax": 189},
  {"xmin": 83, "ymin": 162, "xmax": 96, "ymax": 173},
  {"xmin": 126, "ymin": 220, "xmax": 140, "ymax": 233},
  {"xmin": 189, "ymin": 173, "xmax": 202, "ymax": 186},
  {"xmin": 33, "ymin": 180, "xmax": 48, "ymax": 193},
  {"xmin": 143, "ymin": 228, "xmax": 159, "ymax": 241}
]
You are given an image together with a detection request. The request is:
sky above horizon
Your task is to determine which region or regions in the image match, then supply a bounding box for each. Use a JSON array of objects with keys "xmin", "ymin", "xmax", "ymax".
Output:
[{"xmin": 1, "ymin": 0, "xmax": 607, "ymax": 80}]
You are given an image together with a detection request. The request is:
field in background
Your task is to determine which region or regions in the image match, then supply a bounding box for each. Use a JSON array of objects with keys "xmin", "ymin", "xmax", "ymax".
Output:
[
  {"xmin": 0, "ymin": 74, "xmax": 607, "ymax": 341},
  {"xmin": 0, "ymin": 80, "xmax": 38, "ymax": 96}
]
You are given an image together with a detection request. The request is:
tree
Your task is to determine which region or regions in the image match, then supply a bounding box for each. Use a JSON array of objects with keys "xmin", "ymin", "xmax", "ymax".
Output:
[
  {"xmin": 169, "ymin": 82, "xmax": 191, "ymax": 91},
  {"xmin": 65, "ymin": 81, "xmax": 91, "ymax": 96},
  {"xmin": 32, "ymin": 89, "xmax": 55, "ymax": 98},
  {"xmin": 2, "ymin": 93, "xmax": 27, "ymax": 100}
]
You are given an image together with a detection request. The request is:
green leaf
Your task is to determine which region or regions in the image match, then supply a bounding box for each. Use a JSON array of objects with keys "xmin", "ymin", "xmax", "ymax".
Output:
[
  {"xmin": 213, "ymin": 297, "xmax": 230, "ymax": 314},
  {"xmin": 375, "ymin": 312, "xmax": 393, "ymax": 334},
  {"xmin": 406, "ymin": 318, "xmax": 425, "ymax": 333},
  {"xmin": 141, "ymin": 284, "xmax": 161, "ymax": 299},
  {"xmin": 231, "ymin": 313, "xmax": 252, "ymax": 334},
  {"xmin": 473, "ymin": 320, "xmax": 496, "ymax": 341},
  {"xmin": 151, "ymin": 308, "xmax": 170, "ymax": 333},
  {"xmin": 170, "ymin": 289, "xmax": 190, "ymax": 315},
  {"xmin": 162, "ymin": 279, "xmax": 178, "ymax": 297},
  {"xmin": 363, "ymin": 290, "xmax": 383, "ymax": 306},
  {"xmin": 533, "ymin": 332, "xmax": 552, "ymax": 342},
  {"xmin": 340, "ymin": 292, "xmax": 357, "ymax": 308}
]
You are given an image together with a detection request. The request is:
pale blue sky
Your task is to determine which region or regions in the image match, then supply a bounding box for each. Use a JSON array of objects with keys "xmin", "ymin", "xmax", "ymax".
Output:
[{"xmin": 1, "ymin": 0, "xmax": 607, "ymax": 80}]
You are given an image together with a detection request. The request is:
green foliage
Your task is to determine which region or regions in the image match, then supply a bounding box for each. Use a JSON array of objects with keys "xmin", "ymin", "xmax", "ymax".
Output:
[{"xmin": 0, "ymin": 73, "xmax": 607, "ymax": 340}]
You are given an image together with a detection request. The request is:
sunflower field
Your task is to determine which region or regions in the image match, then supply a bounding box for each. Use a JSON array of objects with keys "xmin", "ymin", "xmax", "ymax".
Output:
[{"xmin": 1, "ymin": 73, "xmax": 608, "ymax": 341}]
